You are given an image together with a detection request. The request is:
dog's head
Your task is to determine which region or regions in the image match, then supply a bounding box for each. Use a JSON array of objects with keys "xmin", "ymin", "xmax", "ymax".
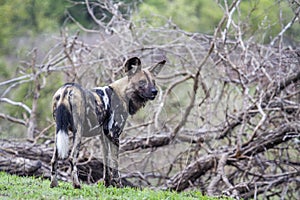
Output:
[{"xmin": 124, "ymin": 57, "xmax": 166, "ymax": 114}]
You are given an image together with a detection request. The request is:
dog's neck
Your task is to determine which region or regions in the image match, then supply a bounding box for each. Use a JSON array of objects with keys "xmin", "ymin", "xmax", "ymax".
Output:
[{"xmin": 109, "ymin": 77, "xmax": 147, "ymax": 115}]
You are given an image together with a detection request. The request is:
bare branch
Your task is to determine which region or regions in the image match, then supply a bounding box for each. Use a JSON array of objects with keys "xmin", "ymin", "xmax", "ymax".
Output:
[
  {"xmin": 0, "ymin": 98, "xmax": 31, "ymax": 114},
  {"xmin": 0, "ymin": 113, "xmax": 26, "ymax": 126}
]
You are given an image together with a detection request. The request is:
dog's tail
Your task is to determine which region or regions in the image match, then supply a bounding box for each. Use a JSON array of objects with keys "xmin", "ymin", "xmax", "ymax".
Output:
[{"xmin": 55, "ymin": 104, "xmax": 72, "ymax": 159}]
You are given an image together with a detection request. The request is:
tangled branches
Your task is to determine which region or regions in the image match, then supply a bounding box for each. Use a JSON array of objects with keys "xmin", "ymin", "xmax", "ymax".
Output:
[{"xmin": 0, "ymin": 0, "xmax": 299, "ymax": 199}]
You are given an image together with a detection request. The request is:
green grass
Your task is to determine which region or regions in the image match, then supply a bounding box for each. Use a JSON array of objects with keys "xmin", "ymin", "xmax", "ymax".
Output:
[{"xmin": 0, "ymin": 172, "xmax": 227, "ymax": 200}]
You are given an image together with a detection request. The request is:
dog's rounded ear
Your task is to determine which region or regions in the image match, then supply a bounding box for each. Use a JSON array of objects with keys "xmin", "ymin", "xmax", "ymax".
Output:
[
  {"xmin": 124, "ymin": 57, "xmax": 142, "ymax": 78},
  {"xmin": 149, "ymin": 60, "xmax": 166, "ymax": 77}
]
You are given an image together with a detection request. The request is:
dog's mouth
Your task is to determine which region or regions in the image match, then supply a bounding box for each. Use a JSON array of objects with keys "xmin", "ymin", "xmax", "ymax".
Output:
[
  {"xmin": 148, "ymin": 95, "xmax": 156, "ymax": 100},
  {"xmin": 138, "ymin": 93, "xmax": 156, "ymax": 101}
]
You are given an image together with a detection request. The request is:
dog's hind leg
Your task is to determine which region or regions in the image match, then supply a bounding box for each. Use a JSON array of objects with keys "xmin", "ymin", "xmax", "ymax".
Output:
[
  {"xmin": 67, "ymin": 87, "xmax": 87, "ymax": 189},
  {"xmin": 69, "ymin": 125, "xmax": 82, "ymax": 189},
  {"xmin": 50, "ymin": 104, "xmax": 71, "ymax": 188},
  {"xmin": 50, "ymin": 140, "xmax": 59, "ymax": 188}
]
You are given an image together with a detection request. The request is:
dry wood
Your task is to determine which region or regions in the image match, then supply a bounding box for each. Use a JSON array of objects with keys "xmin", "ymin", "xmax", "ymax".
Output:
[
  {"xmin": 0, "ymin": 139, "xmax": 133, "ymax": 186},
  {"xmin": 0, "ymin": 1, "xmax": 300, "ymax": 199}
]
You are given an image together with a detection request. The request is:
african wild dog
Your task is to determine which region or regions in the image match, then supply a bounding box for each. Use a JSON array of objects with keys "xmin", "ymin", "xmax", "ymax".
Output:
[{"xmin": 50, "ymin": 57, "xmax": 166, "ymax": 189}]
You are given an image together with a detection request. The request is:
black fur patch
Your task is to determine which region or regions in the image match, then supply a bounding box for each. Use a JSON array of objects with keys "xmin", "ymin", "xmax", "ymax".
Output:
[
  {"xmin": 55, "ymin": 104, "xmax": 73, "ymax": 134},
  {"xmin": 128, "ymin": 95, "xmax": 147, "ymax": 115}
]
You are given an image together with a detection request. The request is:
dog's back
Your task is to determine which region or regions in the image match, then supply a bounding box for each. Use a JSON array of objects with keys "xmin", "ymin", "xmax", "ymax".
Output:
[{"xmin": 52, "ymin": 83, "xmax": 113, "ymax": 158}]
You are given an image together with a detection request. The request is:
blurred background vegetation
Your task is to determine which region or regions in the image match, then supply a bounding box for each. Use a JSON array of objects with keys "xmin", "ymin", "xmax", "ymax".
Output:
[
  {"xmin": 1, "ymin": 1, "xmax": 299, "ymax": 197},
  {"xmin": 0, "ymin": 0, "xmax": 299, "ymax": 138},
  {"xmin": 1, "ymin": 0, "xmax": 299, "ymax": 54}
]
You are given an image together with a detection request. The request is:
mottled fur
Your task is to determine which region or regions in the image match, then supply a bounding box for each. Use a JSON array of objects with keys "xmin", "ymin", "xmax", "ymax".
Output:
[{"xmin": 50, "ymin": 57, "xmax": 165, "ymax": 188}]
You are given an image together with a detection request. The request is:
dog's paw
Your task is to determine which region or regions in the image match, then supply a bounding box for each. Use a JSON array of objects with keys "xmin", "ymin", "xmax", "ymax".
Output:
[{"xmin": 50, "ymin": 180, "xmax": 58, "ymax": 188}]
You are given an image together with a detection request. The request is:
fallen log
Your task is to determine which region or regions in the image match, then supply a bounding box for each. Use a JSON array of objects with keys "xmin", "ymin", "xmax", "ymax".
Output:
[
  {"xmin": 120, "ymin": 134, "xmax": 171, "ymax": 152},
  {"xmin": 0, "ymin": 132, "xmax": 196, "ymax": 187},
  {"xmin": 0, "ymin": 139, "xmax": 133, "ymax": 187},
  {"xmin": 166, "ymin": 154, "xmax": 216, "ymax": 192}
]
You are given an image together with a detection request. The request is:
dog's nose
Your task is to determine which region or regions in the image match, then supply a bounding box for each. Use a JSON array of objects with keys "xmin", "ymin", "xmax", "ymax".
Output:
[{"xmin": 151, "ymin": 88, "xmax": 158, "ymax": 96}]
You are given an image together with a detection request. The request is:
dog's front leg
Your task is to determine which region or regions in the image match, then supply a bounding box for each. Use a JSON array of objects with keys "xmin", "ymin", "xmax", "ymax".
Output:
[
  {"xmin": 100, "ymin": 132, "xmax": 112, "ymax": 187},
  {"xmin": 110, "ymin": 138, "xmax": 122, "ymax": 187},
  {"xmin": 101, "ymin": 133, "xmax": 122, "ymax": 187}
]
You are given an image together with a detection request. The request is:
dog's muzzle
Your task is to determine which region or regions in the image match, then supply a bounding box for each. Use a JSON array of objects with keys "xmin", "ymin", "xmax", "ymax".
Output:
[
  {"xmin": 149, "ymin": 88, "xmax": 158, "ymax": 100},
  {"xmin": 139, "ymin": 88, "xmax": 158, "ymax": 101}
]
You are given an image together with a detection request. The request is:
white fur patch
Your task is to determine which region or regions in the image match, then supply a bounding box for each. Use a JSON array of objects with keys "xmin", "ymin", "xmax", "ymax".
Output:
[
  {"xmin": 94, "ymin": 86, "xmax": 110, "ymax": 110},
  {"xmin": 101, "ymin": 86, "xmax": 110, "ymax": 109},
  {"xmin": 108, "ymin": 111, "xmax": 115, "ymax": 130},
  {"xmin": 56, "ymin": 130, "xmax": 69, "ymax": 159}
]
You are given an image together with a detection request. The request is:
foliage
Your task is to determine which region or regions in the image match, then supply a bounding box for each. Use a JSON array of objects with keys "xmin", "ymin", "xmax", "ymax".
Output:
[
  {"xmin": 135, "ymin": 0, "xmax": 223, "ymax": 33},
  {"xmin": 0, "ymin": 0, "xmax": 69, "ymax": 54},
  {"xmin": 237, "ymin": 0, "xmax": 298, "ymax": 43},
  {"xmin": 0, "ymin": 172, "xmax": 224, "ymax": 200},
  {"xmin": 0, "ymin": 58, "xmax": 11, "ymax": 81},
  {"xmin": 135, "ymin": 0, "xmax": 300, "ymax": 43},
  {"xmin": 67, "ymin": 0, "xmax": 139, "ymax": 29},
  {"xmin": 0, "ymin": 0, "xmax": 140, "ymax": 54}
]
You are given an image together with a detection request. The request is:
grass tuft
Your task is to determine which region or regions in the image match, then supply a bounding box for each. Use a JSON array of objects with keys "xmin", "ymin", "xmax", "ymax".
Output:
[{"xmin": 0, "ymin": 172, "xmax": 229, "ymax": 200}]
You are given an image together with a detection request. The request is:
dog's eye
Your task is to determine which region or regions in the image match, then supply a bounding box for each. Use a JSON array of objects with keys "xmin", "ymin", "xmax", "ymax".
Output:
[{"xmin": 139, "ymin": 80, "xmax": 147, "ymax": 86}]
